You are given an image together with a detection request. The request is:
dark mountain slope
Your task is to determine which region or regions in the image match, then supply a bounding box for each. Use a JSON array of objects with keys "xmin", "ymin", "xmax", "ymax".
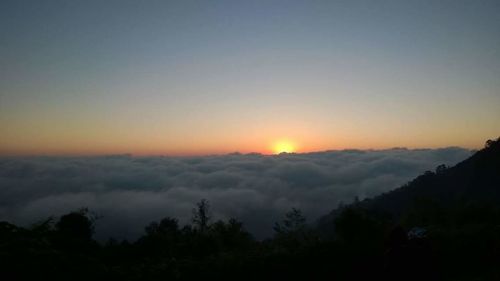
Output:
[{"xmin": 318, "ymin": 137, "xmax": 500, "ymax": 228}]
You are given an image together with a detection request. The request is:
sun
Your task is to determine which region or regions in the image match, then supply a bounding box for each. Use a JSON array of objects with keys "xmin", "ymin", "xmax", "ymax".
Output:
[{"xmin": 272, "ymin": 140, "xmax": 296, "ymax": 154}]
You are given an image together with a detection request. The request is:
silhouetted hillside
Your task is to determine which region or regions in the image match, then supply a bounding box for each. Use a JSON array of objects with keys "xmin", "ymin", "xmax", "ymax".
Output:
[
  {"xmin": 372, "ymin": 137, "xmax": 499, "ymax": 211},
  {"xmin": 318, "ymin": 137, "xmax": 500, "ymax": 230},
  {"xmin": 317, "ymin": 137, "xmax": 500, "ymax": 281}
]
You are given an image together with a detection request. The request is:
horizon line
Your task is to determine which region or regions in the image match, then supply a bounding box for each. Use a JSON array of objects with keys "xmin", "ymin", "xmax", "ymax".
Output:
[{"xmin": 0, "ymin": 145, "xmax": 477, "ymax": 158}]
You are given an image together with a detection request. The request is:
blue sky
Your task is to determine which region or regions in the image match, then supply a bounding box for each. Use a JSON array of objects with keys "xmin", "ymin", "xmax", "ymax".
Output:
[{"xmin": 1, "ymin": 0, "xmax": 499, "ymax": 155}]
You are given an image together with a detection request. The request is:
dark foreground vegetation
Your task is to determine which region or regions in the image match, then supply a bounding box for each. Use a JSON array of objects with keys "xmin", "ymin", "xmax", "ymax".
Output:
[{"xmin": 1, "ymin": 138, "xmax": 499, "ymax": 280}]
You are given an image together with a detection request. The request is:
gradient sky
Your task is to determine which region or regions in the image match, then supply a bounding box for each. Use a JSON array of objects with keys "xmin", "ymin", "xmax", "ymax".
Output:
[{"xmin": 1, "ymin": 0, "xmax": 499, "ymax": 155}]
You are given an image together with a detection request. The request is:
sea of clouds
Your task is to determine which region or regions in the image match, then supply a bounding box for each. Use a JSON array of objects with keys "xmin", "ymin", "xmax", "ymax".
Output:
[{"xmin": 0, "ymin": 148, "xmax": 471, "ymax": 240}]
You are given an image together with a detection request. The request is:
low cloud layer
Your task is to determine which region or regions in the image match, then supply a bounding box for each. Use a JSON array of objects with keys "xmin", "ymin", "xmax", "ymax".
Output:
[{"xmin": 0, "ymin": 148, "xmax": 471, "ymax": 240}]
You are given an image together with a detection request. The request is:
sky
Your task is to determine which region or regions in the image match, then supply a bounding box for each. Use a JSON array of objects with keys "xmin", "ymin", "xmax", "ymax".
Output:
[{"xmin": 1, "ymin": 0, "xmax": 499, "ymax": 155}]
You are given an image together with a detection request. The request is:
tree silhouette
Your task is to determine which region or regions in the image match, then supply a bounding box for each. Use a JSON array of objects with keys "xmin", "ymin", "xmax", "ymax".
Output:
[
  {"xmin": 56, "ymin": 208, "xmax": 94, "ymax": 242},
  {"xmin": 274, "ymin": 208, "xmax": 306, "ymax": 235},
  {"xmin": 435, "ymin": 164, "xmax": 447, "ymax": 174},
  {"xmin": 192, "ymin": 199, "xmax": 211, "ymax": 233}
]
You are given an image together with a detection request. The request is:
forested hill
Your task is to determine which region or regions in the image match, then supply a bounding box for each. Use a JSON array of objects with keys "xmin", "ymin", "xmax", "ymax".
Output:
[{"xmin": 318, "ymin": 137, "xmax": 500, "ymax": 232}]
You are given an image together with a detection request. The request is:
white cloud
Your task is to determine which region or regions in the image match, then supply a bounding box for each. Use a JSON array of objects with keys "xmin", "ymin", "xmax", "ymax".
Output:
[{"xmin": 0, "ymin": 147, "xmax": 471, "ymax": 240}]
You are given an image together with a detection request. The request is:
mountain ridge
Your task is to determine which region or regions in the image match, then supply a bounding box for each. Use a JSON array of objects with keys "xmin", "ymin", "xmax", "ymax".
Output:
[{"xmin": 318, "ymin": 137, "xmax": 500, "ymax": 231}]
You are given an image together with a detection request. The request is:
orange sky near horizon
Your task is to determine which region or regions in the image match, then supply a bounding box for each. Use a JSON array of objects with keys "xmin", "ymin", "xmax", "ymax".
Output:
[
  {"xmin": 0, "ymin": 126, "xmax": 495, "ymax": 157},
  {"xmin": 1, "ymin": 1, "xmax": 499, "ymax": 157},
  {"xmin": 1, "ymin": 90, "xmax": 498, "ymax": 156}
]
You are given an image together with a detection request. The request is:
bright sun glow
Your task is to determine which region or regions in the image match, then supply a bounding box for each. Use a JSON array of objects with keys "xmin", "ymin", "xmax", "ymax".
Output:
[{"xmin": 273, "ymin": 140, "xmax": 296, "ymax": 154}]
